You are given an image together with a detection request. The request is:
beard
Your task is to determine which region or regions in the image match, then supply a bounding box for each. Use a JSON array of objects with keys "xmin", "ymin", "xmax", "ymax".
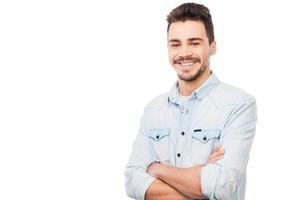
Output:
[{"xmin": 175, "ymin": 56, "xmax": 210, "ymax": 82}]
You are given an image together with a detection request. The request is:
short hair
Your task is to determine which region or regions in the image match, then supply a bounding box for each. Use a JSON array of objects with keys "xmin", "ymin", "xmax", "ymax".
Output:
[{"xmin": 167, "ymin": 3, "xmax": 215, "ymax": 44}]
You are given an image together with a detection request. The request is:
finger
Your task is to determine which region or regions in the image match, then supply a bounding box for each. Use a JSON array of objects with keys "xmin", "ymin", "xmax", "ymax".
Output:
[
  {"xmin": 208, "ymin": 148, "xmax": 225, "ymax": 163},
  {"xmin": 213, "ymin": 146, "xmax": 221, "ymax": 153},
  {"xmin": 208, "ymin": 155, "xmax": 217, "ymax": 164},
  {"xmin": 208, "ymin": 154, "xmax": 224, "ymax": 164},
  {"xmin": 215, "ymin": 149, "xmax": 225, "ymax": 157},
  {"xmin": 209, "ymin": 150, "xmax": 224, "ymax": 160},
  {"xmin": 208, "ymin": 153, "xmax": 219, "ymax": 161},
  {"xmin": 209, "ymin": 149, "xmax": 224, "ymax": 160},
  {"xmin": 214, "ymin": 148, "xmax": 225, "ymax": 156},
  {"xmin": 214, "ymin": 154, "xmax": 224, "ymax": 161}
]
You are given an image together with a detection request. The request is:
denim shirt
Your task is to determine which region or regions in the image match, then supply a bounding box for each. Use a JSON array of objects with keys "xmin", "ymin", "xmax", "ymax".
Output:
[{"xmin": 125, "ymin": 72, "xmax": 257, "ymax": 200}]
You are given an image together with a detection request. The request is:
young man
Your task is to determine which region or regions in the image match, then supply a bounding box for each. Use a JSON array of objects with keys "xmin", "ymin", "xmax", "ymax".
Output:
[{"xmin": 125, "ymin": 3, "xmax": 257, "ymax": 200}]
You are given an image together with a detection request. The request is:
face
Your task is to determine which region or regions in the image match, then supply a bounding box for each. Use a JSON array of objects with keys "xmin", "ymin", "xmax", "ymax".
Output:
[{"xmin": 168, "ymin": 20, "xmax": 216, "ymax": 82}]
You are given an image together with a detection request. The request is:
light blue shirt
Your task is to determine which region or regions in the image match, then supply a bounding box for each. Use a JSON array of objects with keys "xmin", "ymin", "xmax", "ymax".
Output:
[{"xmin": 125, "ymin": 72, "xmax": 257, "ymax": 200}]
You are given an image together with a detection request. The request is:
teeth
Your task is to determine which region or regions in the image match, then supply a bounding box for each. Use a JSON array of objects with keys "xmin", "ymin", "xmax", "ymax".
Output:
[{"xmin": 180, "ymin": 62, "xmax": 194, "ymax": 66}]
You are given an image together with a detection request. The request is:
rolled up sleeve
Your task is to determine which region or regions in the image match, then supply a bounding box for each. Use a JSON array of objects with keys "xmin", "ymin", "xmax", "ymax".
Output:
[
  {"xmin": 125, "ymin": 109, "xmax": 156, "ymax": 200},
  {"xmin": 201, "ymin": 96, "xmax": 257, "ymax": 199}
]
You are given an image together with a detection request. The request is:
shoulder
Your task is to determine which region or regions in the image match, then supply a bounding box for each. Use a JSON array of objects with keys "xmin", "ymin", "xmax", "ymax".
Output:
[
  {"xmin": 209, "ymin": 82, "xmax": 256, "ymax": 108},
  {"xmin": 144, "ymin": 92, "xmax": 169, "ymax": 111}
]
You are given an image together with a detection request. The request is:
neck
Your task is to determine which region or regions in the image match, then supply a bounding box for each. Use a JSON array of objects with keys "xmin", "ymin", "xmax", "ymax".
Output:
[{"xmin": 178, "ymin": 68, "xmax": 211, "ymax": 96}]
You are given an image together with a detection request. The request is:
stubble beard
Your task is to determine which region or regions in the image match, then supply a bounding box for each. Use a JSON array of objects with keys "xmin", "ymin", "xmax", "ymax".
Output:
[{"xmin": 177, "ymin": 59, "xmax": 209, "ymax": 82}]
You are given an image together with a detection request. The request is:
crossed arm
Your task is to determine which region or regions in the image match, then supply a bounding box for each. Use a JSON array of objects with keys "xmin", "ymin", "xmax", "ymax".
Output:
[
  {"xmin": 126, "ymin": 98, "xmax": 256, "ymax": 200},
  {"xmin": 145, "ymin": 179, "xmax": 190, "ymax": 200},
  {"xmin": 145, "ymin": 147, "xmax": 224, "ymax": 200}
]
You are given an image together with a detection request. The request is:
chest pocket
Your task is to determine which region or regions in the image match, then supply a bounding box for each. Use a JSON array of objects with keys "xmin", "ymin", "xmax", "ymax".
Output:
[
  {"xmin": 147, "ymin": 129, "xmax": 170, "ymax": 163},
  {"xmin": 191, "ymin": 129, "xmax": 221, "ymax": 164}
]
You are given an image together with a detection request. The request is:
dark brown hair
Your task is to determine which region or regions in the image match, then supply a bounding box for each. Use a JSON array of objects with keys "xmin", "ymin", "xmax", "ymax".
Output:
[{"xmin": 167, "ymin": 2, "xmax": 215, "ymax": 44}]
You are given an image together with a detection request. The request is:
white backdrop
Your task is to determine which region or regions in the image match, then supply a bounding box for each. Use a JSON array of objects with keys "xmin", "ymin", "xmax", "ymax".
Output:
[{"xmin": 1, "ymin": 0, "xmax": 300, "ymax": 199}]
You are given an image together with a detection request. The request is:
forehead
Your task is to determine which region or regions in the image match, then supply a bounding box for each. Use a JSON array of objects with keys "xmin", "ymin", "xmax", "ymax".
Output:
[{"xmin": 168, "ymin": 20, "xmax": 208, "ymax": 41}]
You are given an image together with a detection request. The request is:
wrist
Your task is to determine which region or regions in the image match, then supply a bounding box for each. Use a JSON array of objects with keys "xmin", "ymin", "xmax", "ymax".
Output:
[{"xmin": 156, "ymin": 163, "xmax": 168, "ymax": 179}]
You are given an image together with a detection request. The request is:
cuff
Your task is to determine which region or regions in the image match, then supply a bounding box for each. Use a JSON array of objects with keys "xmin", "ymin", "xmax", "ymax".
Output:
[
  {"xmin": 201, "ymin": 164, "xmax": 218, "ymax": 199},
  {"xmin": 138, "ymin": 175, "xmax": 156, "ymax": 200}
]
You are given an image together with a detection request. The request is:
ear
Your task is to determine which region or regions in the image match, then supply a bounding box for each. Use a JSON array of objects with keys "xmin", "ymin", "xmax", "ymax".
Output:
[{"xmin": 209, "ymin": 41, "xmax": 217, "ymax": 55}]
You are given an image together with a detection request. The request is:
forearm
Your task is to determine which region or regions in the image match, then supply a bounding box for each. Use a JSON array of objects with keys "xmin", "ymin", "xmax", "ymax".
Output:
[
  {"xmin": 155, "ymin": 164, "xmax": 207, "ymax": 199},
  {"xmin": 145, "ymin": 179, "xmax": 191, "ymax": 200},
  {"xmin": 146, "ymin": 148, "xmax": 225, "ymax": 199}
]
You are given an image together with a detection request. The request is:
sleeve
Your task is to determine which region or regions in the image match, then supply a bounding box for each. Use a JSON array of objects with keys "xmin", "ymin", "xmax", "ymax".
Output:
[
  {"xmin": 124, "ymin": 108, "xmax": 156, "ymax": 200},
  {"xmin": 201, "ymin": 96, "xmax": 257, "ymax": 200}
]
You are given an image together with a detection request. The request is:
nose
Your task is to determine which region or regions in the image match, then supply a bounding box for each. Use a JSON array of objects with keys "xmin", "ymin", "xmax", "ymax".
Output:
[{"xmin": 178, "ymin": 45, "xmax": 192, "ymax": 57}]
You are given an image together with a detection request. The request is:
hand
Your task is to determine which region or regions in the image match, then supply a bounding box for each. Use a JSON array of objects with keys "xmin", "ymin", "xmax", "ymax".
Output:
[
  {"xmin": 207, "ymin": 146, "xmax": 225, "ymax": 164},
  {"xmin": 147, "ymin": 162, "xmax": 161, "ymax": 178}
]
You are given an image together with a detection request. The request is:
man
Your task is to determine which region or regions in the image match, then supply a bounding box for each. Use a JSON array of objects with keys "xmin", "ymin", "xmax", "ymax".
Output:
[{"xmin": 125, "ymin": 2, "xmax": 257, "ymax": 200}]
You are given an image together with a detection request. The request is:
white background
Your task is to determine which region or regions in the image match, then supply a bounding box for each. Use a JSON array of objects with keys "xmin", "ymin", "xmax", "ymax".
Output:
[{"xmin": 1, "ymin": 0, "xmax": 300, "ymax": 199}]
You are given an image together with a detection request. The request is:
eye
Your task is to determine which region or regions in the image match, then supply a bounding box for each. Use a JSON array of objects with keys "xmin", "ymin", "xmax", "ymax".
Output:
[
  {"xmin": 191, "ymin": 42, "xmax": 200, "ymax": 46},
  {"xmin": 170, "ymin": 43, "xmax": 180, "ymax": 47}
]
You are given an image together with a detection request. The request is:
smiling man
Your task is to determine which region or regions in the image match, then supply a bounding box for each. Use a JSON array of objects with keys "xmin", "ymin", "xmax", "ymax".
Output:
[{"xmin": 125, "ymin": 3, "xmax": 257, "ymax": 200}]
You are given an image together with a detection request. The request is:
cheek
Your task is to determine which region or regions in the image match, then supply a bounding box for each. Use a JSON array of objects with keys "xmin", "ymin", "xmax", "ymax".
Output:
[
  {"xmin": 168, "ymin": 51, "xmax": 176, "ymax": 63},
  {"xmin": 194, "ymin": 46, "xmax": 207, "ymax": 55},
  {"xmin": 200, "ymin": 48, "xmax": 211, "ymax": 58}
]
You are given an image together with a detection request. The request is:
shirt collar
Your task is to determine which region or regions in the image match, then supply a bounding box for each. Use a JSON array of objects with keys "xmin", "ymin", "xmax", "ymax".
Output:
[{"xmin": 167, "ymin": 71, "xmax": 221, "ymax": 104}]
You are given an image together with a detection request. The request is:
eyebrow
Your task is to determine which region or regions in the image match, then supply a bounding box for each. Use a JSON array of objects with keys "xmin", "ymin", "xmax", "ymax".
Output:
[
  {"xmin": 188, "ymin": 37, "xmax": 203, "ymax": 42},
  {"xmin": 169, "ymin": 39, "xmax": 180, "ymax": 43},
  {"xmin": 168, "ymin": 38, "xmax": 204, "ymax": 43}
]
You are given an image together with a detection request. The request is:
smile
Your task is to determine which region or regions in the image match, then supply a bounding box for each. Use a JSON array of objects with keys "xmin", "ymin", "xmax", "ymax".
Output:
[
  {"xmin": 180, "ymin": 62, "xmax": 195, "ymax": 66},
  {"xmin": 177, "ymin": 61, "xmax": 198, "ymax": 67}
]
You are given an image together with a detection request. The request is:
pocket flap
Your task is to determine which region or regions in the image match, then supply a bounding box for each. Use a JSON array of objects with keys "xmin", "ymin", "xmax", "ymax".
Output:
[
  {"xmin": 192, "ymin": 129, "xmax": 221, "ymax": 143},
  {"xmin": 148, "ymin": 129, "xmax": 170, "ymax": 141}
]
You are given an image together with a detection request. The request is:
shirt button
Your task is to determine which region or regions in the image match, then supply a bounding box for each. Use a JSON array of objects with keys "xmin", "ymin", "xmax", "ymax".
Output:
[
  {"xmin": 203, "ymin": 136, "xmax": 207, "ymax": 141},
  {"xmin": 177, "ymin": 153, "xmax": 181, "ymax": 157},
  {"xmin": 181, "ymin": 131, "xmax": 185, "ymax": 136},
  {"xmin": 156, "ymin": 135, "xmax": 160, "ymax": 139}
]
